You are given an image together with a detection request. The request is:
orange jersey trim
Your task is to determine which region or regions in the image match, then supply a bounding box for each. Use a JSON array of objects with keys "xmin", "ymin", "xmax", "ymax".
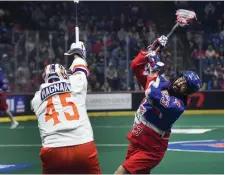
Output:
[{"xmin": 72, "ymin": 65, "xmax": 89, "ymax": 75}]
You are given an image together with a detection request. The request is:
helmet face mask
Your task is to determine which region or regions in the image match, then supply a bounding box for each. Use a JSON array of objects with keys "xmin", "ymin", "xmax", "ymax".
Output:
[
  {"xmin": 168, "ymin": 71, "xmax": 202, "ymax": 98},
  {"xmin": 171, "ymin": 76, "xmax": 189, "ymax": 95}
]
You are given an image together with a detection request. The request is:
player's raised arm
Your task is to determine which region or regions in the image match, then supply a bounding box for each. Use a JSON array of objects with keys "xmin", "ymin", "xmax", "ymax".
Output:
[
  {"xmin": 64, "ymin": 41, "xmax": 89, "ymax": 92},
  {"xmin": 130, "ymin": 36, "xmax": 168, "ymax": 89},
  {"xmin": 130, "ymin": 50, "xmax": 148, "ymax": 88}
]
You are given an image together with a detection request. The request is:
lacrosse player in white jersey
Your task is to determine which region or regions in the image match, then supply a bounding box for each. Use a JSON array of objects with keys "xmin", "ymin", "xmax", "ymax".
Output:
[{"xmin": 31, "ymin": 41, "xmax": 101, "ymax": 174}]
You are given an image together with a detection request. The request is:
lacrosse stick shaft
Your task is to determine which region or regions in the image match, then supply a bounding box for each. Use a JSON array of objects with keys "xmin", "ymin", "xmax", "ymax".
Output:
[
  {"xmin": 166, "ymin": 22, "xmax": 179, "ymax": 38},
  {"xmin": 75, "ymin": 27, "xmax": 79, "ymax": 43},
  {"xmin": 155, "ymin": 23, "xmax": 179, "ymax": 52},
  {"xmin": 74, "ymin": 0, "xmax": 79, "ymax": 43}
]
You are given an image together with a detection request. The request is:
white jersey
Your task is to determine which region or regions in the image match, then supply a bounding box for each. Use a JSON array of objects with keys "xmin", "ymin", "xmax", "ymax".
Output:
[{"xmin": 31, "ymin": 57, "xmax": 93, "ymax": 147}]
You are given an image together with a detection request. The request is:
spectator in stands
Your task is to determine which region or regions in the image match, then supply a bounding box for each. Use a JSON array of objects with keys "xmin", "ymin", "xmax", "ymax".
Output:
[
  {"xmin": 0, "ymin": 9, "xmax": 5, "ymax": 17},
  {"xmin": 92, "ymin": 39, "xmax": 103, "ymax": 54},
  {"xmin": 201, "ymin": 64, "xmax": 215, "ymax": 89},
  {"xmin": 118, "ymin": 67, "xmax": 129, "ymax": 90},
  {"xmin": 131, "ymin": 26, "xmax": 140, "ymax": 41},
  {"xmin": 32, "ymin": 5, "xmax": 45, "ymax": 22},
  {"xmin": 207, "ymin": 75, "xmax": 223, "ymax": 90},
  {"xmin": 204, "ymin": 64, "xmax": 215, "ymax": 77},
  {"xmin": 205, "ymin": 45, "xmax": 216, "ymax": 58},
  {"xmin": 211, "ymin": 33, "xmax": 223, "ymax": 50},
  {"xmin": 15, "ymin": 61, "xmax": 30, "ymax": 92},
  {"xmin": 218, "ymin": 74, "xmax": 224, "ymax": 89},
  {"xmin": 0, "ymin": 21, "xmax": 8, "ymax": 33},
  {"xmin": 205, "ymin": 2, "xmax": 216, "ymax": 17},
  {"xmin": 217, "ymin": 47, "xmax": 224, "ymax": 64},
  {"xmin": 101, "ymin": 82, "xmax": 111, "ymax": 92},
  {"xmin": 136, "ymin": 19, "xmax": 144, "ymax": 33},
  {"xmin": 118, "ymin": 28, "xmax": 127, "ymax": 41},
  {"xmin": 25, "ymin": 37, "xmax": 35, "ymax": 54},
  {"xmin": 105, "ymin": 62, "xmax": 118, "ymax": 90},
  {"xmin": 192, "ymin": 48, "xmax": 206, "ymax": 60},
  {"xmin": 0, "ymin": 1, "xmax": 223, "ymax": 92},
  {"xmin": 93, "ymin": 82, "xmax": 101, "ymax": 91},
  {"xmin": 0, "ymin": 54, "xmax": 10, "ymax": 74},
  {"xmin": 214, "ymin": 62, "xmax": 224, "ymax": 79},
  {"xmin": 112, "ymin": 45, "xmax": 122, "ymax": 59},
  {"xmin": 59, "ymin": 20, "xmax": 67, "ymax": 33},
  {"xmin": 191, "ymin": 47, "xmax": 206, "ymax": 69}
]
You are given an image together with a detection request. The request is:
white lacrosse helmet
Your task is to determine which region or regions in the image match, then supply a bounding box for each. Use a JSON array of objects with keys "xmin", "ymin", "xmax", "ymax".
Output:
[
  {"xmin": 42, "ymin": 64, "xmax": 68, "ymax": 83},
  {"xmin": 64, "ymin": 41, "xmax": 86, "ymax": 59}
]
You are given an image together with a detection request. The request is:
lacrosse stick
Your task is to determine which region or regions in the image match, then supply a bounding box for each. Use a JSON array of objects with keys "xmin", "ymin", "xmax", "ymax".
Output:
[
  {"xmin": 64, "ymin": 0, "xmax": 80, "ymax": 56},
  {"xmin": 154, "ymin": 9, "xmax": 197, "ymax": 52},
  {"xmin": 145, "ymin": 9, "xmax": 196, "ymax": 69},
  {"xmin": 74, "ymin": 0, "xmax": 79, "ymax": 43}
]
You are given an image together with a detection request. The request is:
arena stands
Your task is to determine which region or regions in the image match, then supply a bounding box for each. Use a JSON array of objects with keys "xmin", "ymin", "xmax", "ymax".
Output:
[{"xmin": 0, "ymin": 1, "xmax": 223, "ymax": 92}]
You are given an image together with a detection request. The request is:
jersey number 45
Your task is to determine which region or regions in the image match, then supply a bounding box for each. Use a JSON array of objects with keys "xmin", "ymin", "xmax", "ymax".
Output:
[{"xmin": 45, "ymin": 93, "xmax": 80, "ymax": 125}]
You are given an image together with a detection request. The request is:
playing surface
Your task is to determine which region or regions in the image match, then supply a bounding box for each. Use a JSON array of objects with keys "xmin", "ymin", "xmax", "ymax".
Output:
[{"xmin": 0, "ymin": 115, "xmax": 224, "ymax": 174}]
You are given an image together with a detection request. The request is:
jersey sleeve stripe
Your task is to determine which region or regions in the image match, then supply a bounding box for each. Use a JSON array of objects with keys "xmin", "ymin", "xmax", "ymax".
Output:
[
  {"xmin": 72, "ymin": 65, "xmax": 89, "ymax": 77},
  {"xmin": 73, "ymin": 68, "xmax": 89, "ymax": 78}
]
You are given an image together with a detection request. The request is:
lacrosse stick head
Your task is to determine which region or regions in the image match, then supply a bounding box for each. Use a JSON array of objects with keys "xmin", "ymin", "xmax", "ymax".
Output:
[{"xmin": 176, "ymin": 9, "xmax": 197, "ymax": 27}]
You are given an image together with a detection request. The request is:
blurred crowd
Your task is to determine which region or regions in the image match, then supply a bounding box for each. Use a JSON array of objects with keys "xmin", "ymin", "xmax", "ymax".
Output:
[
  {"xmin": 0, "ymin": 1, "xmax": 223, "ymax": 92},
  {"xmin": 185, "ymin": 1, "xmax": 224, "ymax": 90}
]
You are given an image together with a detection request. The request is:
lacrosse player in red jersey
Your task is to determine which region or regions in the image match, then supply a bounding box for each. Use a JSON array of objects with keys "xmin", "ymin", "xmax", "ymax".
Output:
[{"xmin": 115, "ymin": 35, "xmax": 202, "ymax": 174}]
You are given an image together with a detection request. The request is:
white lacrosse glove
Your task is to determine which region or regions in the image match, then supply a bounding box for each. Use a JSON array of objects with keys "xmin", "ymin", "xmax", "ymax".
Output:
[
  {"xmin": 64, "ymin": 41, "xmax": 86, "ymax": 59},
  {"xmin": 147, "ymin": 35, "xmax": 168, "ymax": 51},
  {"xmin": 158, "ymin": 35, "xmax": 168, "ymax": 47}
]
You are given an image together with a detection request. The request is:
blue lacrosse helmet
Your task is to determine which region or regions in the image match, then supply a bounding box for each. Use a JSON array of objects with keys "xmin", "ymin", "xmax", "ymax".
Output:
[{"xmin": 182, "ymin": 71, "xmax": 202, "ymax": 93}]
